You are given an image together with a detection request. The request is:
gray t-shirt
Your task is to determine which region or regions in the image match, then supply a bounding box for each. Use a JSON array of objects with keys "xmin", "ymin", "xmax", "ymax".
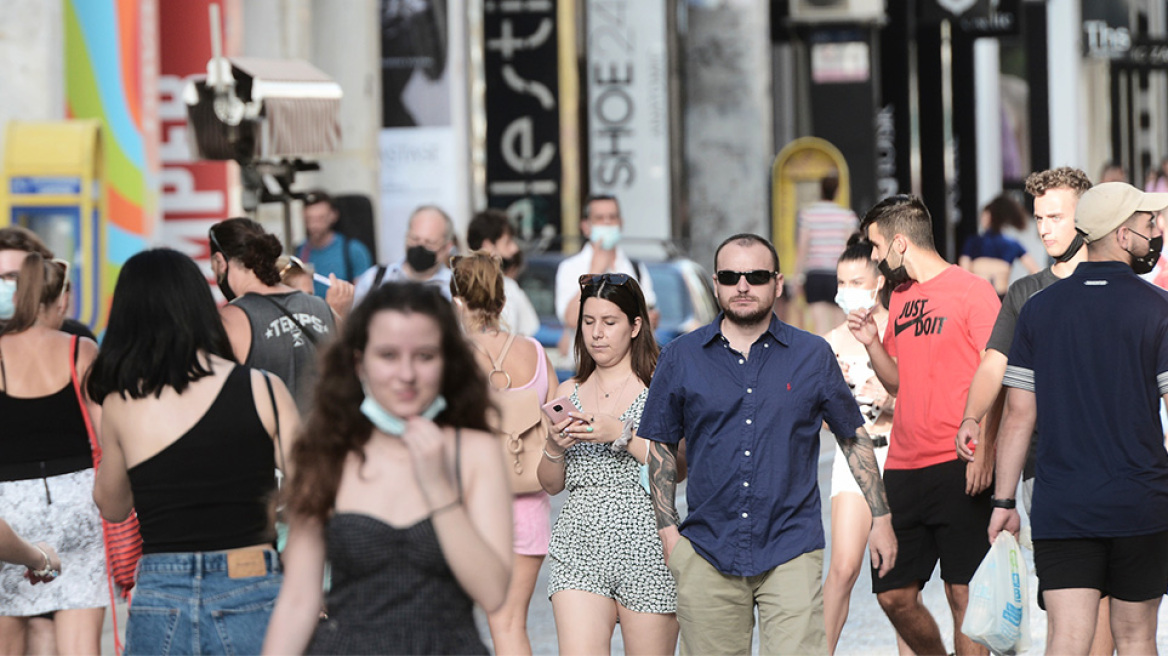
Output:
[
  {"xmin": 984, "ymin": 267, "xmax": 1059, "ymax": 480},
  {"xmin": 232, "ymin": 291, "xmax": 336, "ymax": 410}
]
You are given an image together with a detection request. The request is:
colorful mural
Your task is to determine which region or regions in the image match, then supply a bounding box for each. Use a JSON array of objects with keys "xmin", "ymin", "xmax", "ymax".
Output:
[{"xmin": 62, "ymin": 0, "xmax": 158, "ymax": 330}]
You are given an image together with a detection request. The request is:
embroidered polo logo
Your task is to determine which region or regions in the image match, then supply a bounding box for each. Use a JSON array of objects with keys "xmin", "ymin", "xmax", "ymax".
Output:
[
  {"xmin": 787, "ymin": 383, "xmax": 791, "ymax": 391},
  {"xmin": 893, "ymin": 299, "xmax": 948, "ymax": 337}
]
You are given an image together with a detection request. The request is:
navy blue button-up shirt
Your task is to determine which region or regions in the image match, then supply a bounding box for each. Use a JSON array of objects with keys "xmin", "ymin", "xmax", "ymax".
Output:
[{"xmin": 640, "ymin": 313, "xmax": 863, "ymax": 577}]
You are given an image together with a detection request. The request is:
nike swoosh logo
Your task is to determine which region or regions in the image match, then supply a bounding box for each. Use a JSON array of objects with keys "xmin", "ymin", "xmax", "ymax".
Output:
[{"xmin": 893, "ymin": 310, "xmax": 933, "ymax": 336}]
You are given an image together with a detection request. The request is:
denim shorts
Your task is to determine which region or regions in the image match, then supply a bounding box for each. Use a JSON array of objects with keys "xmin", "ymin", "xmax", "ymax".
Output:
[{"xmin": 126, "ymin": 549, "xmax": 282, "ymax": 656}]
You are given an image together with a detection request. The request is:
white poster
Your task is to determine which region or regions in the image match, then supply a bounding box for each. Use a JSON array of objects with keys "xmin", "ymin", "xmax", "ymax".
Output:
[
  {"xmin": 378, "ymin": 0, "xmax": 469, "ymax": 262},
  {"xmin": 586, "ymin": 0, "xmax": 672, "ymax": 240}
]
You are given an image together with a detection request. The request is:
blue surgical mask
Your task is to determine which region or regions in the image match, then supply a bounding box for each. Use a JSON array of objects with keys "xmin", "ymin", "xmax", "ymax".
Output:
[
  {"xmin": 360, "ymin": 388, "xmax": 448, "ymax": 436},
  {"xmin": 590, "ymin": 224, "xmax": 622, "ymax": 250},
  {"xmin": 0, "ymin": 278, "xmax": 15, "ymax": 320}
]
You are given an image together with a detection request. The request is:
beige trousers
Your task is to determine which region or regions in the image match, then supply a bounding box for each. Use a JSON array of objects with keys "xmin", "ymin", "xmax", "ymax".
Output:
[{"xmin": 669, "ymin": 537, "xmax": 827, "ymax": 655}]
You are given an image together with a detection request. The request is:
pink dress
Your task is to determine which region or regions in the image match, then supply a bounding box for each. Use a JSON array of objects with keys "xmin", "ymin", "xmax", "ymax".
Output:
[{"xmin": 498, "ymin": 335, "xmax": 553, "ymax": 556}]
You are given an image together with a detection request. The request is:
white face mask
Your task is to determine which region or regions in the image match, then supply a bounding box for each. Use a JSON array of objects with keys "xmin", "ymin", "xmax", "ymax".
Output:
[
  {"xmin": 834, "ymin": 287, "xmax": 878, "ymax": 315},
  {"xmin": 589, "ymin": 224, "xmax": 622, "ymax": 250}
]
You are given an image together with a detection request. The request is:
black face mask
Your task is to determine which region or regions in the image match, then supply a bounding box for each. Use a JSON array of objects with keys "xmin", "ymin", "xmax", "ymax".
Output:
[
  {"xmin": 501, "ymin": 253, "xmax": 521, "ymax": 273},
  {"xmin": 1127, "ymin": 230, "xmax": 1163, "ymax": 275},
  {"xmin": 877, "ymin": 247, "xmax": 910, "ymax": 288},
  {"xmin": 1054, "ymin": 232, "xmax": 1086, "ymax": 263},
  {"xmin": 217, "ymin": 272, "xmax": 237, "ymax": 302},
  {"xmin": 406, "ymin": 245, "xmax": 439, "ymax": 272}
]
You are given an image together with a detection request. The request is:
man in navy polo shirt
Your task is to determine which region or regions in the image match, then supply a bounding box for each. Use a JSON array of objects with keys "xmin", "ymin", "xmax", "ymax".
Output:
[
  {"xmin": 991, "ymin": 182, "xmax": 1168, "ymax": 654},
  {"xmin": 641, "ymin": 233, "xmax": 896, "ymax": 655}
]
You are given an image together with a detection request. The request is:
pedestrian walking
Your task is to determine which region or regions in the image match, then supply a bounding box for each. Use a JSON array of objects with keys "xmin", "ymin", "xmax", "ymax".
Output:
[
  {"xmin": 991, "ymin": 182, "xmax": 1168, "ymax": 654},
  {"xmin": 821, "ymin": 235, "xmax": 911, "ymax": 655},
  {"xmin": 451, "ymin": 252, "xmax": 557, "ymax": 655},
  {"xmin": 0, "ymin": 251, "xmax": 106, "ymax": 655},
  {"xmin": 210, "ymin": 218, "xmax": 336, "ymax": 409},
  {"xmin": 849, "ymin": 196, "xmax": 1000, "ymax": 655},
  {"xmin": 540, "ymin": 272, "xmax": 678, "ymax": 655},
  {"xmin": 642, "ymin": 233, "xmax": 895, "ymax": 655},
  {"xmin": 264, "ymin": 282, "xmax": 512, "ymax": 654},
  {"xmin": 87, "ymin": 248, "xmax": 297, "ymax": 655}
]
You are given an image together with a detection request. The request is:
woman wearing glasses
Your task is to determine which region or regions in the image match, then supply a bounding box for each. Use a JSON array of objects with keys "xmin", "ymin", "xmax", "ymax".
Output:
[
  {"xmin": 449, "ymin": 252, "xmax": 557, "ymax": 656},
  {"xmin": 539, "ymin": 273, "xmax": 679, "ymax": 656},
  {"xmin": 210, "ymin": 218, "xmax": 337, "ymax": 410},
  {"xmin": 0, "ymin": 254, "xmax": 106, "ymax": 655}
]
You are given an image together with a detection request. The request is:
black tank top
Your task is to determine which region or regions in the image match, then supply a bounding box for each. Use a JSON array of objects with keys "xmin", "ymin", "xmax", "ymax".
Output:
[
  {"xmin": 128, "ymin": 366, "xmax": 277, "ymax": 554},
  {"xmin": 0, "ymin": 341, "xmax": 91, "ymax": 482},
  {"xmin": 307, "ymin": 430, "xmax": 488, "ymax": 655}
]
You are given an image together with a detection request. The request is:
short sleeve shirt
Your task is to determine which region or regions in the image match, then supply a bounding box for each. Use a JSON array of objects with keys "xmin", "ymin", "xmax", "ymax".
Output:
[
  {"xmin": 1004, "ymin": 261, "xmax": 1168, "ymax": 539},
  {"xmin": 296, "ymin": 234, "xmax": 373, "ymax": 297},
  {"xmin": 961, "ymin": 232, "xmax": 1028, "ymax": 264},
  {"xmin": 639, "ymin": 314, "xmax": 863, "ymax": 577},
  {"xmin": 553, "ymin": 244, "xmax": 656, "ymax": 322},
  {"xmin": 985, "ymin": 268, "xmax": 1059, "ymax": 355},
  {"xmin": 882, "ymin": 266, "xmax": 1000, "ymax": 470}
]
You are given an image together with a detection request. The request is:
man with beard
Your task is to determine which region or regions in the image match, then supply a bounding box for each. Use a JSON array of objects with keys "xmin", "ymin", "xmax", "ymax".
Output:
[
  {"xmin": 353, "ymin": 205, "xmax": 455, "ymax": 305},
  {"xmin": 848, "ymin": 196, "xmax": 999, "ymax": 656},
  {"xmin": 466, "ymin": 209, "xmax": 539, "ymax": 336},
  {"xmin": 640, "ymin": 233, "xmax": 896, "ymax": 654},
  {"xmin": 991, "ymin": 183, "xmax": 1168, "ymax": 654}
]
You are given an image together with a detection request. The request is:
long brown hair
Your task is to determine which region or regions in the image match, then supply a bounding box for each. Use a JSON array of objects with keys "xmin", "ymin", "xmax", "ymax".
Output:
[
  {"xmin": 1, "ymin": 253, "xmax": 66, "ymax": 336},
  {"xmin": 287, "ymin": 282, "xmax": 493, "ymax": 521},
  {"xmin": 573, "ymin": 276, "xmax": 658, "ymax": 387}
]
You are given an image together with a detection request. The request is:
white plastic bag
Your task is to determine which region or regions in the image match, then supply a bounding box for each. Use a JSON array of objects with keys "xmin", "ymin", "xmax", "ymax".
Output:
[{"xmin": 961, "ymin": 532, "xmax": 1032, "ymax": 654}]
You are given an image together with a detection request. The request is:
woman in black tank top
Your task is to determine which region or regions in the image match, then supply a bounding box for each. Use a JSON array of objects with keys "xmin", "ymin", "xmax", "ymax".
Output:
[
  {"xmin": 263, "ymin": 283, "xmax": 513, "ymax": 655},
  {"xmin": 87, "ymin": 249, "xmax": 300, "ymax": 655}
]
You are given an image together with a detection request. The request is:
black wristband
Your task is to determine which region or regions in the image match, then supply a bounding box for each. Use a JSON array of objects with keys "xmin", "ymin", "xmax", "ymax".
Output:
[{"xmin": 991, "ymin": 497, "xmax": 1016, "ymax": 509}]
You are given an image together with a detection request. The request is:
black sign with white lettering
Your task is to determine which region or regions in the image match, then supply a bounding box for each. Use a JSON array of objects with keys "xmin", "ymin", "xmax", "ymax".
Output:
[
  {"xmin": 483, "ymin": 0, "xmax": 562, "ymax": 233},
  {"xmin": 1118, "ymin": 39, "xmax": 1168, "ymax": 70},
  {"xmin": 957, "ymin": 0, "xmax": 1019, "ymax": 36}
]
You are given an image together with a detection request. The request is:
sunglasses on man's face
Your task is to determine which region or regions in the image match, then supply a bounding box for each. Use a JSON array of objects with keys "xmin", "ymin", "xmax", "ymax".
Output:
[
  {"xmin": 715, "ymin": 269, "xmax": 777, "ymax": 286},
  {"xmin": 579, "ymin": 273, "xmax": 632, "ymax": 288}
]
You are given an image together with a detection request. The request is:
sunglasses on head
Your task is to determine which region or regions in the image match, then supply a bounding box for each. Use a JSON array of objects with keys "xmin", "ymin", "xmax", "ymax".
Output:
[
  {"xmin": 715, "ymin": 269, "xmax": 777, "ymax": 286},
  {"xmin": 579, "ymin": 273, "xmax": 632, "ymax": 288},
  {"xmin": 208, "ymin": 227, "xmax": 225, "ymax": 255}
]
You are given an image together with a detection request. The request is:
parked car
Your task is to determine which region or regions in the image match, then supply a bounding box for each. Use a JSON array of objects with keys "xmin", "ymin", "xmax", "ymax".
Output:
[{"xmin": 515, "ymin": 248, "xmax": 719, "ymax": 380}]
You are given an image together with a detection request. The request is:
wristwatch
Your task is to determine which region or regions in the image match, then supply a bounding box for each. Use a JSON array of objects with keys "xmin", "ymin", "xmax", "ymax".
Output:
[{"xmin": 990, "ymin": 497, "xmax": 1016, "ymax": 509}]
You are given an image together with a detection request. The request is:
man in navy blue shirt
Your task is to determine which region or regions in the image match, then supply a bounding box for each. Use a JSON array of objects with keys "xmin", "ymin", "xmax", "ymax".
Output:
[
  {"xmin": 991, "ymin": 182, "xmax": 1168, "ymax": 654},
  {"xmin": 640, "ymin": 233, "xmax": 896, "ymax": 655}
]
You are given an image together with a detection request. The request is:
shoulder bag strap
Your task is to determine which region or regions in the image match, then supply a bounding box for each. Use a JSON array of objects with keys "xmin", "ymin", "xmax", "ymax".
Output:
[
  {"xmin": 69, "ymin": 336, "xmax": 100, "ymax": 463},
  {"xmin": 261, "ymin": 371, "xmax": 287, "ymax": 481},
  {"xmin": 341, "ymin": 234, "xmax": 353, "ymax": 281},
  {"xmin": 252, "ymin": 294, "xmax": 319, "ymax": 345},
  {"xmin": 372, "ymin": 264, "xmax": 388, "ymax": 290}
]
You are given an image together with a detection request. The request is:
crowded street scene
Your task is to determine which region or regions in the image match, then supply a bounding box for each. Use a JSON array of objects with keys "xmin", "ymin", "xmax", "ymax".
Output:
[{"xmin": 5, "ymin": 0, "xmax": 1168, "ymax": 654}]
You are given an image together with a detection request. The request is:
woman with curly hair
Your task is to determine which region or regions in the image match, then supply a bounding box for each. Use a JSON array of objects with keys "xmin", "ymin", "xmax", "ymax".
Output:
[{"xmin": 263, "ymin": 282, "xmax": 512, "ymax": 655}]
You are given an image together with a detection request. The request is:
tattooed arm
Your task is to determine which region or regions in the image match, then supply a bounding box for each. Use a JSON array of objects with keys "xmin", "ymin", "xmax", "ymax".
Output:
[
  {"xmin": 648, "ymin": 440, "xmax": 682, "ymax": 563},
  {"xmin": 837, "ymin": 426, "xmax": 897, "ymax": 576}
]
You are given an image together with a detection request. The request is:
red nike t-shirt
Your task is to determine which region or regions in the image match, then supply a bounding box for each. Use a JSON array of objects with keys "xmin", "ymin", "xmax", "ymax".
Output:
[{"xmin": 882, "ymin": 265, "xmax": 1000, "ymax": 470}]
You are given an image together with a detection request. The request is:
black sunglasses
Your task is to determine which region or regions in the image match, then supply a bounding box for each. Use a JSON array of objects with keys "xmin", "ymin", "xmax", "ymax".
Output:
[
  {"xmin": 579, "ymin": 273, "xmax": 632, "ymax": 288},
  {"xmin": 715, "ymin": 269, "xmax": 777, "ymax": 286}
]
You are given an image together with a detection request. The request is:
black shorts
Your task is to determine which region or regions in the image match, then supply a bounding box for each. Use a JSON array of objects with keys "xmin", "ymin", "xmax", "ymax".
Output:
[
  {"xmin": 871, "ymin": 459, "xmax": 992, "ymax": 593},
  {"xmin": 1033, "ymin": 531, "xmax": 1168, "ymax": 608},
  {"xmin": 803, "ymin": 271, "xmax": 838, "ymax": 304}
]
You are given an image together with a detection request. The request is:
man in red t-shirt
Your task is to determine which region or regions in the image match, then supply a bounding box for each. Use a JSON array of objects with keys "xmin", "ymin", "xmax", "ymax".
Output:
[{"xmin": 849, "ymin": 195, "xmax": 1000, "ymax": 656}]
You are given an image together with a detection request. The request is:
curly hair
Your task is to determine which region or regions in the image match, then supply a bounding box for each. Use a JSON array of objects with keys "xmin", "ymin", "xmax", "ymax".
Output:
[
  {"xmin": 573, "ymin": 276, "xmax": 659, "ymax": 387},
  {"xmin": 209, "ymin": 218, "xmax": 283, "ymax": 285},
  {"xmin": 1024, "ymin": 167, "xmax": 1092, "ymax": 198},
  {"xmin": 286, "ymin": 282, "xmax": 493, "ymax": 521}
]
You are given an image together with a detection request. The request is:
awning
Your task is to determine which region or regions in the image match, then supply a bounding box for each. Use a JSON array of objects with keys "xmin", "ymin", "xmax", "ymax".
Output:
[{"xmin": 184, "ymin": 57, "xmax": 343, "ymax": 161}]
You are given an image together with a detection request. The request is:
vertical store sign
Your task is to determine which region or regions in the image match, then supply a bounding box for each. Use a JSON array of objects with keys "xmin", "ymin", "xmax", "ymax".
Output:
[
  {"xmin": 586, "ymin": 0, "xmax": 671, "ymax": 240},
  {"xmin": 158, "ymin": 0, "xmax": 234, "ymax": 269},
  {"xmin": 483, "ymin": 0, "xmax": 562, "ymax": 234}
]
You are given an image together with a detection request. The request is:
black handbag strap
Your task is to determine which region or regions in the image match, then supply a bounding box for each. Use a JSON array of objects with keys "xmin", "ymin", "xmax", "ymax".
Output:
[
  {"xmin": 261, "ymin": 371, "xmax": 288, "ymax": 481},
  {"xmin": 252, "ymin": 294, "xmax": 319, "ymax": 345}
]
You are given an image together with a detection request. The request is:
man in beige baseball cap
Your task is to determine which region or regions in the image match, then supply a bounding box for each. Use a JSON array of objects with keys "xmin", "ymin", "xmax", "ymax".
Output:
[
  {"xmin": 1074, "ymin": 182, "xmax": 1168, "ymax": 272},
  {"xmin": 989, "ymin": 179, "xmax": 1168, "ymax": 654}
]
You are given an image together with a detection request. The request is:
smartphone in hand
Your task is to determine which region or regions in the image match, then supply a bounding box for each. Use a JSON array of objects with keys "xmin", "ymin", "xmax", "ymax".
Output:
[{"xmin": 541, "ymin": 396, "xmax": 574, "ymax": 424}]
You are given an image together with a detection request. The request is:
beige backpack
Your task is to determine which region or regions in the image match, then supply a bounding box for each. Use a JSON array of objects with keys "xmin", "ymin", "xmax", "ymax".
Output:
[{"xmin": 474, "ymin": 332, "xmax": 546, "ymax": 495}]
